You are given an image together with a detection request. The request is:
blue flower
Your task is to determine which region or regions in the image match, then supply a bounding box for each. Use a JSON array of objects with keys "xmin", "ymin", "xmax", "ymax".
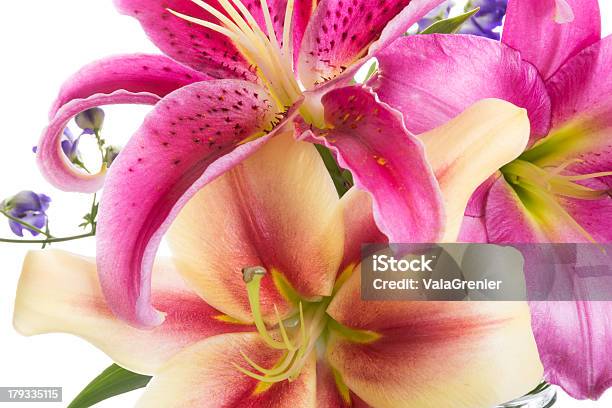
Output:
[
  {"xmin": 60, "ymin": 127, "xmax": 81, "ymax": 162},
  {"xmin": 33, "ymin": 128, "xmax": 81, "ymax": 163},
  {"xmin": 1, "ymin": 191, "xmax": 51, "ymax": 237},
  {"xmin": 461, "ymin": 0, "xmax": 507, "ymax": 40}
]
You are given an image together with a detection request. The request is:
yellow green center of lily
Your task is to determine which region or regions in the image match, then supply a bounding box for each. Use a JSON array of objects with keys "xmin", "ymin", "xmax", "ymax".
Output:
[
  {"xmin": 236, "ymin": 266, "xmax": 378, "ymax": 385},
  {"xmin": 501, "ymin": 125, "xmax": 612, "ymax": 242}
]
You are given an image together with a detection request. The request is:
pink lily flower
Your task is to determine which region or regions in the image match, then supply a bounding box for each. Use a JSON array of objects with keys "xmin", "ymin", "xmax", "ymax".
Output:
[
  {"xmin": 368, "ymin": 0, "xmax": 612, "ymax": 400},
  {"xmin": 16, "ymin": 106, "xmax": 543, "ymax": 406},
  {"xmin": 36, "ymin": 0, "xmax": 456, "ymax": 330}
]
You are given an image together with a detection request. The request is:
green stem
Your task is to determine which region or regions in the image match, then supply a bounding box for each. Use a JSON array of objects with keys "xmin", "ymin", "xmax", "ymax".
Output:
[
  {"xmin": 0, "ymin": 231, "xmax": 95, "ymax": 244},
  {"xmin": 314, "ymin": 144, "xmax": 352, "ymax": 197},
  {"xmin": 0, "ymin": 210, "xmax": 53, "ymax": 238},
  {"xmin": 94, "ymin": 129, "xmax": 106, "ymax": 163}
]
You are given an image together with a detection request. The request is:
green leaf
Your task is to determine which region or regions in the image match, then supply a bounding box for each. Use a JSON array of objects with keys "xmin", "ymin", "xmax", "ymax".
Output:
[
  {"xmin": 364, "ymin": 60, "xmax": 378, "ymax": 81},
  {"xmin": 421, "ymin": 7, "xmax": 480, "ymax": 34},
  {"xmin": 314, "ymin": 144, "xmax": 353, "ymax": 197},
  {"xmin": 68, "ymin": 364, "xmax": 151, "ymax": 408}
]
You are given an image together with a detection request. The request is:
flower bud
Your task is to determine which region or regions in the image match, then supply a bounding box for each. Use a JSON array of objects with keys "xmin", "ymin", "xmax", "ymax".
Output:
[{"xmin": 75, "ymin": 107, "xmax": 105, "ymax": 133}]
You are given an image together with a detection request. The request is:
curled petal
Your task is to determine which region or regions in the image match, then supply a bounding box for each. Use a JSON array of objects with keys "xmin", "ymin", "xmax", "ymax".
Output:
[
  {"xmin": 97, "ymin": 80, "xmax": 280, "ymax": 328},
  {"xmin": 304, "ymin": 85, "xmax": 445, "ymax": 243},
  {"xmin": 136, "ymin": 333, "xmax": 316, "ymax": 407},
  {"xmin": 418, "ymin": 99, "xmax": 531, "ymax": 241},
  {"xmin": 326, "ymin": 269, "xmax": 543, "ymax": 408},
  {"xmin": 371, "ymin": 34, "xmax": 551, "ymax": 142},
  {"xmin": 13, "ymin": 250, "xmax": 252, "ymax": 375},
  {"xmin": 298, "ymin": 0, "xmax": 444, "ymax": 88},
  {"xmin": 38, "ymin": 91, "xmax": 159, "ymax": 193},
  {"xmin": 502, "ymin": 0, "xmax": 601, "ymax": 79},
  {"xmin": 40, "ymin": 54, "xmax": 207, "ymax": 193},
  {"xmin": 49, "ymin": 54, "xmax": 208, "ymax": 119},
  {"xmin": 167, "ymin": 133, "xmax": 344, "ymax": 323}
]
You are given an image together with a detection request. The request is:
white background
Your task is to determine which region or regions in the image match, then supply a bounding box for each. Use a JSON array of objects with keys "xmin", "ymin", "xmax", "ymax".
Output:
[{"xmin": 0, "ymin": 1, "xmax": 611, "ymax": 407}]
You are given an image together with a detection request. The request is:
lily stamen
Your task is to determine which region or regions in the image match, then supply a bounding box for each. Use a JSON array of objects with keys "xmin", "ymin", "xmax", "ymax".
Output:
[
  {"xmin": 238, "ymin": 266, "xmax": 330, "ymax": 384},
  {"xmin": 168, "ymin": 0, "xmax": 302, "ymax": 108},
  {"xmin": 242, "ymin": 266, "xmax": 288, "ymax": 350}
]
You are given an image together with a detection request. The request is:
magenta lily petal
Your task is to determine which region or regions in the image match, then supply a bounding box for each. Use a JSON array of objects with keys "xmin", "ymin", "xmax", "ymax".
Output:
[
  {"xmin": 541, "ymin": 36, "xmax": 612, "ymax": 184},
  {"xmin": 39, "ymin": 54, "xmax": 208, "ymax": 193},
  {"xmin": 49, "ymin": 54, "xmax": 208, "ymax": 119},
  {"xmin": 38, "ymin": 91, "xmax": 160, "ymax": 193},
  {"xmin": 303, "ymin": 85, "xmax": 444, "ymax": 243},
  {"xmin": 484, "ymin": 177, "xmax": 612, "ymax": 244},
  {"xmin": 97, "ymin": 79, "xmax": 280, "ymax": 328},
  {"xmin": 531, "ymin": 300, "xmax": 612, "ymax": 399},
  {"xmin": 371, "ymin": 34, "xmax": 551, "ymax": 141},
  {"xmin": 114, "ymin": 0, "xmax": 258, "ymax": 81},
  {"xmin": 298, "ymin": 0, "xmax": 444, "ymax": 88},
  {"xmin": 502, "ymin": 0, "xmax": 601, "ymax": 80}
]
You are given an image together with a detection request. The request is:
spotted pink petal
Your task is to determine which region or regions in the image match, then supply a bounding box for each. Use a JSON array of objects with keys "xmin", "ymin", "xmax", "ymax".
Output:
[
  {"xmin": 48, "ymin": 54, "xmax": 208, "ymax": 119},
  {"xmin": 298, "ymin": 0, "xmax": 444, "ymax": 88},
  {"xmin": 302, "ymin": 85, "xmax": 445, "ymax": 243},
  {"xmin": 97, "ymin": 79, "xmax": 281, "ymax": 329},
  {"xmin": 114, "ymin": 0, "xmax": 257, "ymax": 81},
  {"xmin": 502, "ymin": 0, "xmax": 601, "ymax": 80},
  {"xmin": 371, "ymin": 34, "xmax": 552, "ymax": 142},
  {"xmin": 38, "ymin": 54, "xmax": 208, "ymax": 193}
]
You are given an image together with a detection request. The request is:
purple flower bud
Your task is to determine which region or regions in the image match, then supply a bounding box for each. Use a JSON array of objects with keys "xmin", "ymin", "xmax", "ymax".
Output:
[
  {"xmin": 1, "ymin": 191, "xmax": 51, "ymax": 237},
  {"xmin": 75, "ymin": 107, "xmax": 105, "ymax": 133}
]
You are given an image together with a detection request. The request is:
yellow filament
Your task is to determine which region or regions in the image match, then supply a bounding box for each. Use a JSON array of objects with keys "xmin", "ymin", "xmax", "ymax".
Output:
[
  {"xmin": 245, "ymin": 272, "xmax": 290, "ymax": 350},
  {"xmin": 274, "ymin": 305, "xmax": 296, "ymax": 351},
  {"xmin": 171, "ymin": 0, "xmax": 302, "ymax": 107},
  {"xmin": 166, "ymin": 10, "xmax": 242, "ymax": 42}
]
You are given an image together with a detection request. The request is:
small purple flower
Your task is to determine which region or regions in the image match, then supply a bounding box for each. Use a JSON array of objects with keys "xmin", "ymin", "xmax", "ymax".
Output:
[
  {"xmin": 61, "ymin": 128, "xmax": 81, "ymax": 162},
  {"xmin": 461, "ymin": 0, "xmax": 507, "ymax": 40},
  {"xmin": 1, "ymin": 191, "xmax": 51, "ymax": 237}
]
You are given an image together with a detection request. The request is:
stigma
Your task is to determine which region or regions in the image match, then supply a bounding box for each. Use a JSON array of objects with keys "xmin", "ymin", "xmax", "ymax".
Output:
[
  {"xmin": 168, "ymin": 0, "xmax": 303, "ymax": 109},
  {"xmin": 235, "ymin": 266, "xmax": 329, "ymax": 383}
]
